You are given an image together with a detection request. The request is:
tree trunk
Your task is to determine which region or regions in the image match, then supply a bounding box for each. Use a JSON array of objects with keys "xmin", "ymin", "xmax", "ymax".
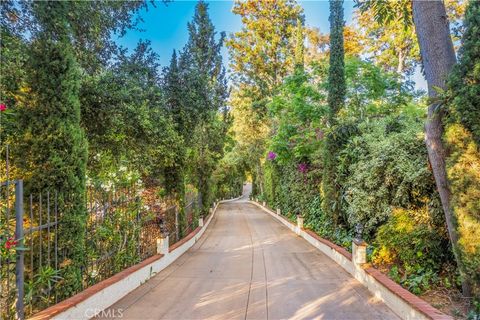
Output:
[{"xmin": 412, "ymin": 0, "xmax": 471, "ymax": 297}]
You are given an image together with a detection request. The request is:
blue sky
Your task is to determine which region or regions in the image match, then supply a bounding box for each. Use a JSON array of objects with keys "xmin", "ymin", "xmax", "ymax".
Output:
[
  {"xmin": 116, "ymin": 0, "xmax": 426, "ymax": 90},
  {"xmin": 116, "ymin": 0, "xmax": 355, "ymax": 66}
]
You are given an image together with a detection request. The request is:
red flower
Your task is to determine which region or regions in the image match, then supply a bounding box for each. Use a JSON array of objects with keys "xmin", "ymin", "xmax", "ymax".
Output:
[
  {"xmin": 5, "ymin": 238, "xmax": 17, "ymax": 249},
  {"xmin": 0, "ymin": 104, "xmax": 6, "ymax": 112}
]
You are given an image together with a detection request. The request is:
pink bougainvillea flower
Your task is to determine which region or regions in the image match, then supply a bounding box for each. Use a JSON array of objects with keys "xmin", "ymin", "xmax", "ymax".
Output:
[
  {"xmin": 0, "ymin": 104, "xmax": 6, "ymax": 112},
  {"xmin": 298, "ymin": 163, "xmax": 308, "ymax": 174},
  {"xmin": 267, "ymin": 151, "xmax": 277, "ymax": 160}
]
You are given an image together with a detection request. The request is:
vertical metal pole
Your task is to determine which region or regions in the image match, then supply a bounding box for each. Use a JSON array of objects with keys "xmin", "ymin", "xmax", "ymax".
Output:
[
  {"xmin": 46, "ymin": 191, "xmax": 51, "ymax": 306},
  {"xmin": 136, "ymin": 197, "xmax": 141, "ymax": 261},
  {"xmin": 54, "ymin": 191, "xmax": 58, "ymax": 271},
  {"xmin": 39, "ymin": 193, "xmax": 42, "ymax": 269},
  {"xmin": 29, "ymin": 194, "xmax": 33, "ymax": 314},
  {"xmin": 15, "ymin": 180, "xmax": 25, "ymax": 320},
  {"xmin": 47, "ymin": 191, "xmax": 50, "ymax": 267},
  {"xmin": 175, "ymin": 206, "xmax": 179, "ymax": 241},
  {"xmin": 0, "ymin": 186, "xmax": 4, "ymax": 318},
  {"xmin": 6, "ymin": 145, "xmax": 11, "ymax": 318},
  {"xmin": 54, "ymin": 191, "xmax": 58, "ymax": 304}
]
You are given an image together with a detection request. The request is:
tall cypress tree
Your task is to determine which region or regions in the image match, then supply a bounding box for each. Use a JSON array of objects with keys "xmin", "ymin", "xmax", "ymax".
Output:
[
  {"xmin": 183, "ymin": 1, "xmax": 229, "ymax": 213},
  {"xmin": 185, "ymin": 0, "xmax": 227, "ymax": 117},
  {"xmin": 327, "ymin": 0, "xmax": 346, "ymax": 122},
  {"xmin": 16, "ymin": 1, "xmax": 88, "ymax": 294},
  {"xmin": 164, "ymin": 51, "xmax": 184, "ymax": 134},
  {"xmin": 163, "ymin": 50, "xmax": 187, "ymax": 235},
  {"xmin": 322, "ymin": 0, "xmax": 346, "ymax": 225}
]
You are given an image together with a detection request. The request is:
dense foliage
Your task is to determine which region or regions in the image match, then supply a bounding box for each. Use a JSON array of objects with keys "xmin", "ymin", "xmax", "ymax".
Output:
[
  {"xmin": 1, "ymin": 0, "xmax": 478, "ymax": 318},
  {"xmin": 259, "ymin": 58, "xmax": 469, "ymax": 298},
  {"xmin": 0, "ymin": 0, "xmax": 237, "ymax": 312},
  {"xmin": 226, "ymin": 0, "xmax": 304, "ymax": 198},
  {"xmin": 322, "ymin": 0, "xmax": 346, "ymax": 226},
  {"xmin": 228, "ymin": 0, "xmax": 479, "ymax": 309},
  {"xmin": 13, "ymin": 3, "xmax": 90, "ymax": 295},
  {"xmin": 445, "ymin": 0, "xmax": 480, "ymax": 297}
]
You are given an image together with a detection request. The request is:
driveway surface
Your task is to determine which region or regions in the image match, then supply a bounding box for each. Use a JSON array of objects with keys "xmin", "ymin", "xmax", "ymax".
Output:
[{"xmin": 98, "ymin": 185, "xmax": 399, "ymax": 320}]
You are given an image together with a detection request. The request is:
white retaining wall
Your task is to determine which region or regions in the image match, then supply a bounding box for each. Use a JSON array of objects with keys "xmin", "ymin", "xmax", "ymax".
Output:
[{"xmin": 249, "ymin": 201, "xmax": 435, "ymax": 320}]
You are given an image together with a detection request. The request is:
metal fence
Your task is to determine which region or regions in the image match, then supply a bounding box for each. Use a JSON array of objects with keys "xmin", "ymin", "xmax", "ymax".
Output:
[
  {"xmin": 1, "ymin": 180, "xmax": 200, "ymax": 320},
  {"xmin": 1, "ymin": 186, "xmax": 200, "ymax": 319},
  {"xmin": 23, "ymin": 189, "xmax": 61, "ymax": 317},
  {"xmin": 163, "ymin": 192, "xmax": 199, "ymax": 245},
  {"xmin": 0, "ymin": 180, "xmax": 23, "ymax": 320},
  {"xmin": 0, "ymin": 141, "xmax": 201, "ymax": 319}
]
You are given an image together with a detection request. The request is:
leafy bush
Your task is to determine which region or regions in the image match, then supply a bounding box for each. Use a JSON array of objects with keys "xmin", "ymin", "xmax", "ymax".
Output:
[
  {"xmin": 445, "ymin": 0, "xmax": 480, "ymax": 297},
  {"xmin": 374, "ymin": 207, "xmax": 449, "ymax": 268},
  {"xmin": 304, "ymin": 195, "xmax": 352, "ymax": 249},
  {"xmin": 340, "ymin": 115, "xmax": 443, "ymax": 237},
  {"xmin": 373, "ymin": 208, "xmax": 451, "ymax": 293},
  {"xmin": 264, "ymin": 160, "xmax": 323, "ymax": 219},
  {"xmin": 444, "ymin": 123, "xmax": 480, "ymax": 297}
]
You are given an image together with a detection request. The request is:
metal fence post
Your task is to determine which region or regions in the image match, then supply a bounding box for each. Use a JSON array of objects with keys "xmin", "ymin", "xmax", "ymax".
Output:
[
  {"xmin": 15, "ymin": 180, "xmax": 25, "ymax": 320},
  {"xmin": 136, "ymin": 196, "xmax": 141, "ymax": 260},
  {"xmin": 175, "ymin": 206, "xmax": 179, "ymax": 241}
]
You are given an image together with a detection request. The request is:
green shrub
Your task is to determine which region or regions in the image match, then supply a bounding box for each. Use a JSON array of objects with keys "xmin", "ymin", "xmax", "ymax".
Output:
[
  {"xmin": 373, "ymin": 208, "xmax": 451, "ymax": 269},
  {"xmin": 304, "ymin": 195, "xmax": 352, "ymax": 249},
  {"xmin": 266, "ymin": 160, "xmax": 323, "ymax": 219},
  {"xmin": 340, "ymin": 115, "xmax": 443, "ymax": 238},
  {"xmin": 373, "ymin": 208, "xmax": 451, "ymax": 294},
  {"xmin": 444, "ymin": 123, "xmax": 480, "ymax": 297},
  {"xmin": 15, "ymin": 38, "xmax": 88, "ymax": 296},
  {"xmin": 445, "ymin": 0, "xmax": 480, "ymax": 297}
]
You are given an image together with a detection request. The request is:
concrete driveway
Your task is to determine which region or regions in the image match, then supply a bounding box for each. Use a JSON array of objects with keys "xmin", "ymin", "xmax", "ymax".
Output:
[{"xmin": 98, "ymin": 186, "xmax": 399, "ymax": 320}]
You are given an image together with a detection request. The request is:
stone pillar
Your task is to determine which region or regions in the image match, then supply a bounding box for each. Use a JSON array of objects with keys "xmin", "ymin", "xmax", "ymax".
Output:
[
  {"xmin": 262, "ymin": 201, "xmax": 266, "ymax": 207},
  {"xmin": 276, "ymin": 208, "xmax": 281, "ymax": 215},
  {"xmin": 199, "ymin": 217, "xmax": 204, "ymax": 227},
  {"xmin": 296, "ymin": 215, "xmax": 304, "ymax": 235},
  {"xmin": 352, "ymin": 239, "xmax": 367, "ymax": 266},
  {"xmin": 156, "ymin": 235, "xmax": 169, "ymax": 255},
  {"xmin": 297, "ymin": 215, "xmax": 304, "ymax": 229}
]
